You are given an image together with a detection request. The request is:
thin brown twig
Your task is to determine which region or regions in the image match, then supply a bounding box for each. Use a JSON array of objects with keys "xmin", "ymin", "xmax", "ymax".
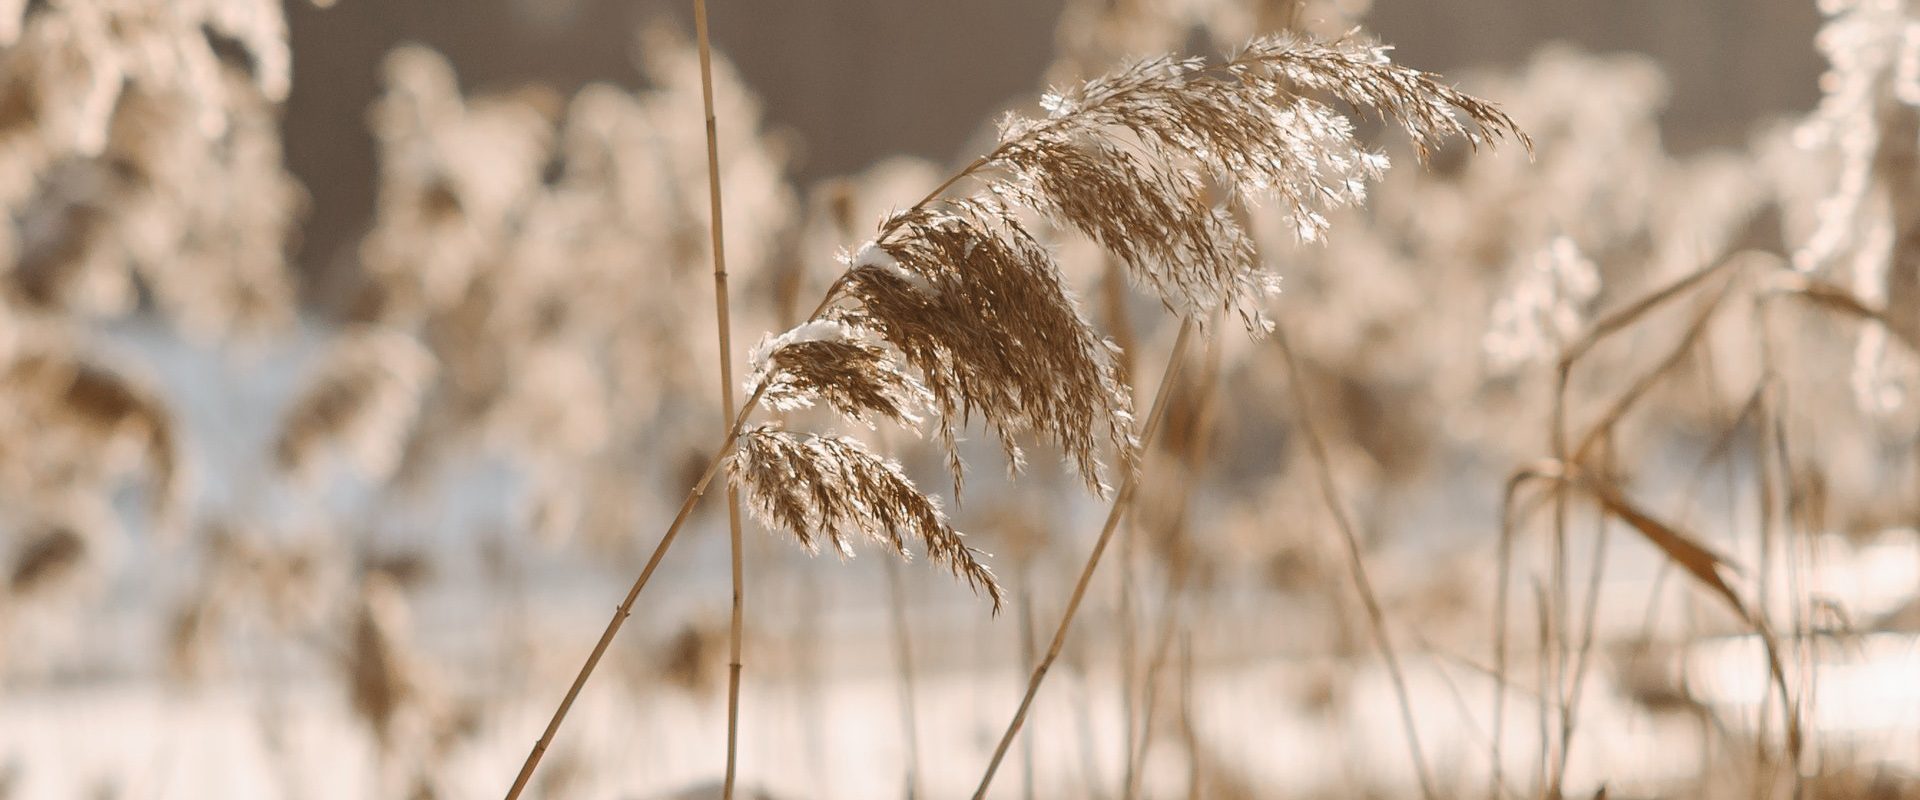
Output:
[
  {"xmin": 1124, "ymin": 320, "xmax": 1222, "ymax": 800},
  {"xmin": 1125, "ymin": 581, "xmax": 1183, "ymax": 800},
  {"xmin": 1552, "ymin": 275, "xmax": 1738, "ymax": 797},
  {"xmin": 885, "ymin": 556, "xmax": 924, "ymax": 798},
  {"xmin": 972, "ymin": 318, "xmax": 1195, "ymax": 800},
  {"xmin": 1274, "ymin": 323, "xmax": 1440, "ymax": 800}
]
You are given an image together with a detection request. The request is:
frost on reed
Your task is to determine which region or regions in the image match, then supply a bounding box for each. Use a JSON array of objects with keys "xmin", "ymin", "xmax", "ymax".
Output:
[
  {"xmin": 1483, "ymin": 236, "xmax": 1602, "ymax": 375},
  {"xmin": 728, "ymin": 32, "xmax": 1523, "ymax": 602}
]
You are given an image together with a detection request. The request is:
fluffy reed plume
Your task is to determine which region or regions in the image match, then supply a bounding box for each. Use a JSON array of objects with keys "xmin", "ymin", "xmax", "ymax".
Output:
[
  {"xmin": 510, "ymin": 30, "xmax": 1524, "ymax": 797},
  {"xmin": 344, "ymin": 567, "xmax": 482, "ymax": 797},
  {"xmin": 740, "ymin": 29, "xmax": 1522, "ymax": 548},
  {"xmin": 655, "ymin": 620, "xmax": 726, "ymax": 697},
  {"xmin": 729, "ymin": 426, "xmax": 1000, "ymax": 606},
  {"xmin": 746, "ymin": 319, "xmax": 931, "ymax": 427},
  {"xmin": 274, "ymin": 328, "xmax": 436, "ymax": 483},
  {"xmin": 1484, "ymin": 236, "xmax": 1603, "ymax": 375},
  {"xmin": 8, "ymin": 521, "xmax": 85, "ymax": 596},
  {"xmin": 837, "ymin": 203, "xmax": 1133, "ymax": 491},
  {"xmin": 0, "ymin": 341, "xmax": 181, "ymax": 525},
  {"xmin": 0, "ymin": 0, "xmax": 299, "ymax": 337},
  {"xmin": 353, "ymin": 34, "xmax": 796, "ymax": 549},
  {"xmin": 7, "ymin": 499, "xmax": 115, "ymax": 599}
]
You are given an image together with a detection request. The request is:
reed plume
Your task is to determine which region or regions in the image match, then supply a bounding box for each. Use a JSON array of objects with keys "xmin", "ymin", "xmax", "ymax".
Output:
[
  {"xmin": 508, "ymin": 29, "xmax": 1524, "ymax": 798},
  {"xmin": 738, "ymin": 29, "xmax": 1525, "ymax": 595},
  {"xmin": 274, "ymin": 327, "xmax": 437, "ymax": 484},
  {"xmin": 729, "ymin": 426, "xmax": 1000, "ymax": 605}
]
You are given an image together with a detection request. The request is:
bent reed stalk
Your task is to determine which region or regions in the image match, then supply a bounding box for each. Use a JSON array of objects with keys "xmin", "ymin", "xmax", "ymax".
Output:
[{"xmin": 972, "ymin": 318, "xmax": 1194, "ymax": 800}]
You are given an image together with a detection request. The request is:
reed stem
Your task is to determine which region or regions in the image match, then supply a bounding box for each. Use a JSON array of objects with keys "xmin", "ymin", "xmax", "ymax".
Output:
[
  {"xmin": 972, "ymin": 318, "xmax": 1195, "ymax": 800},
  {"xmin": 502, "ymin": 387, "xmax": 766, "ymax": 800},
  {"xmin": 692, "ymin": 1, "xmax": 749, "ymax": 796},
  {"xmin": 1274, "ymin": 324, "xmax": 1439, "ymax": 800}
]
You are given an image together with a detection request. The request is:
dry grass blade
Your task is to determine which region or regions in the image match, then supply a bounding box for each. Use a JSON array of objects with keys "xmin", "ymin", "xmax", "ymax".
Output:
[
  {"xmin": 1568, "ymin": 275, "xmax": 1737, "ymax": 467},
  {"xmin": 729, "ymin": 426, "xmax": 1002, "ymax": 608},
  {"xmin": 1559, "ymin": 256, "xmax": 1745, "ymax": 368},
  {"xmin": 1276, "ymin": 324, "xmax": 1438, "ymax": 800},
  {"xmin": 1766, "ymin": 270, "xmax": 1920, "ymax": 355},
  {"xmin": 1512, "ymin": 461, "xmax": 1802, "ymax": 757}
]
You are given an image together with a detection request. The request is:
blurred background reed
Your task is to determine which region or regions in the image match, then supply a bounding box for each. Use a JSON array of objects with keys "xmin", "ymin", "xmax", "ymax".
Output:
[{"xmin": 0, "ymin": 1, "xmax": 1914, "ymax": 798}]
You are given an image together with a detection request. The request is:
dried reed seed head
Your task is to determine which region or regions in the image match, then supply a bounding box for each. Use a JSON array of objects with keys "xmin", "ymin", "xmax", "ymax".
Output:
[
  {"xmin": 728, "ymin": 426, "xmax": 1003, "ymax": 609},
  {"xmin": 1483, "ymin": 235, "xmax": 1602, "ymax": 375},
  {"xmin": 1238, "ymin": 34, "xmax": 1529, "ymax": 157},
  {"xmin": 347, "ymin": 572, "xmax": 419, "ymax": 746},
  {"xmin": 274, "ymin": 328, "xmax": 437, "ymax": 483},
  {"xmin": 0, "ymin": 2, "xmax": 301, "ymax": 342},
  {"xmin": 656, "ymin": 621, "xmax": 725, "ymax": 697},
  {"xmin": 9, "ymin": 519, "xmax": 85, "ymax": 596},
  {"xmin": 746, "ymin": 318, "xmax": 931, "ymax": 428},
  {"xmin": 981, "ymin": 32, "xmax": 1524, "ymax": 330},
  {"xmin": 166, "ymin": 590, "xmax": 220, "ymax": 681},
  {"xmin": 0, "ymin": 345, "xmax": 183, "ymax": 521},
  {"xmin": 839, "ymin": 201, "xmax": 1135, "ymax": 495}
]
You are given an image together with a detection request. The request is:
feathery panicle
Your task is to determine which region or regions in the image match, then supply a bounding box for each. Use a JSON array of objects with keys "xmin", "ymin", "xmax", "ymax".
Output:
[
  {"xmin": 726, "ymin": 29, "xmax": 1528, "ymax": 588},
  {"xmin": 346, "ymin": 572, "xmax": 420, "ymax": 748},
  {"xmin": 1236, "ymin": 33, "xmax": 1530, "ymax": 158},
  {"xmin": 838, "ymin": 201, "xmax": 1135, "ymax": 494},
  {"xmin": 746, "ymin": 318, "xmax": 931, "ymax": 428},
  {"xmin": 729, "ymin": 425, "xmax": 1002, "ymax": 609},
  {"xmin": 975, "ymin": 31, "xmax": 1525, "ymax": 332},
  {"xmin": 10, "ymin": 522, "xmax": 86, "ymax": 596}
]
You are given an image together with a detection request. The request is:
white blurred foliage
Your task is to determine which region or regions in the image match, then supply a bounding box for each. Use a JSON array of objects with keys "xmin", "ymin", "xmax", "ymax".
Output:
[
  {"xmin": 1793, "ymin": 0, "xmax": 1920, "ymax": 419},
  {"xmin": 1483, "ymin": 236, "xmax": 1600, "ymax": 375},
  {"xmin": 350, "ymin": 30, "xmax": 798, "ymax": 547}
]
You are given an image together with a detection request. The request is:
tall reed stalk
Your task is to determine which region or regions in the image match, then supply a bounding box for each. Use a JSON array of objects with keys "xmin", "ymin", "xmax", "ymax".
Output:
[{"xmin": 692, "ymin": 1, "xmax": 751, "ymax": 796}]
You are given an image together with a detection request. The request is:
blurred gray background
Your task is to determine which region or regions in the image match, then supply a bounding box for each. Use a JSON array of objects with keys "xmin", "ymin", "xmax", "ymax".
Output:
[{"xmin": 282, "ymin": 0, "xmax": 1821, "ymax": 289}]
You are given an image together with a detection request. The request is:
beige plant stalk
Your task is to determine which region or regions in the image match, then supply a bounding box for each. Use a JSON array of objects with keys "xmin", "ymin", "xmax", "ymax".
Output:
[{"xmin": 691, "ymin": 1, "xmax": 750, "ymax": 796}]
